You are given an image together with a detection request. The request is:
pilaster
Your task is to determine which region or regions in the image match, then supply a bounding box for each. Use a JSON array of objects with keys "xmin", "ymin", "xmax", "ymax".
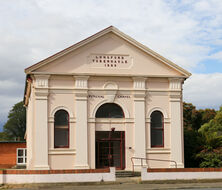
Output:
[
  {"xmin": 74, "ymin": 76, "xmax": 89, "ymax": 169},
  {"xmin": 33, "ymin": 75, "xmax": 50, "ymax": 170},
  {"xmin": 169, "ymin": 78, "xmax": 184, "ymax": 168},
  {"xmin": 133, "ymin": 77, "xmax": 147, "ymax": 168}
]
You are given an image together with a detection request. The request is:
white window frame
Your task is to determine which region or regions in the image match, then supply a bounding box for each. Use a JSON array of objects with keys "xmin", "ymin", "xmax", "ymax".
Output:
[{"xmin": 17, "ymin": 148, "xmax": 27, "ymax": 165}]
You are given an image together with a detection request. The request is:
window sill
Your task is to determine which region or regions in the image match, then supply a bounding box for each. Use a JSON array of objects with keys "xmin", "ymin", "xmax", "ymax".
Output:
[
  {"xmin": 54, "ymin": 146, "xmax": 69, "ymax": 148},
  {"xmin": 48, "ymin": 149, "xmax": 76, "ymax": 155},
  {"xmin": 146, "ymin": 148, "xmax": 171, "ymax": 154},
  {"xmin": 16, "ymin": 163, "xmax": 26, "ymax": 166}
]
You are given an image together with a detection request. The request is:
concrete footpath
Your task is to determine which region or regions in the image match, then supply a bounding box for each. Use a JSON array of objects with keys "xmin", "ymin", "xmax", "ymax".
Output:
[{"xmin": 1, "ymin": 177, "xmax": 222, "ymax": 189}]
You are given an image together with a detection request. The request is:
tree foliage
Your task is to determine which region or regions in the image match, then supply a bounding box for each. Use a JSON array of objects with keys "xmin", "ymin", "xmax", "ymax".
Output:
[
  {"xmin": 183, "ymin": 102, "xmax": 217, "ymax": 168},
  {"xmin": 184, "ymin": 129, "xmax": 202, "ymax": 167},
  {"xmin": 196, "ymin": 107, "xmax": 222, "ymax": 167},
  {"xmin": 196, "ymin": 148, "xmax": 222, "ymax": 168},
  {"xmin": 0, "ymin": 132, "xmax": 9, "ymax": 141},
  {"xmin": 2, "ymin": 101, "xmax": 26, "ymax": 141}
]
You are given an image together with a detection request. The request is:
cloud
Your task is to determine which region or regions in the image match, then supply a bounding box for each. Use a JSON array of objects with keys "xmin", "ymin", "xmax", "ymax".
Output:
[
  {"xmin": 184, "ymin": 73, "xmax": 222, "ymax": 109},
  {"xmin": 209, "ymin": 51, "xmax": 222, "ymax": 61}
]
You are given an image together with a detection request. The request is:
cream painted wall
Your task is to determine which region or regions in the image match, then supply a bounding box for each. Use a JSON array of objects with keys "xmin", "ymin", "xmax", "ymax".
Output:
[
  {"xmin": 26, "ymin": 75, "xmax": 184, "ymax": 170},
  {"xmin": 35, "ymin": 33, "xmax": 183, "ymax": 77},
  {"xmin": 49, "ymin": 155, "xmax": 75, "ymax": 169}
]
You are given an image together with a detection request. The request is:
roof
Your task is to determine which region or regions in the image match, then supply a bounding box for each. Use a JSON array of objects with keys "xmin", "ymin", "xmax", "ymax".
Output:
[{"xmin": 24, "ymin": 26, "xmax": 191, "ymax": 77}]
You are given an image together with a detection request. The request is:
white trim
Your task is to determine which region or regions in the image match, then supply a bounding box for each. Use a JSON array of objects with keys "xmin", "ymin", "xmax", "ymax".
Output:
[
  {"xmin": 103, "ymin": 81, "xmax": 118, "ymax": 90},
  {"xmin": 30, "ymin": 72, "xmax": 189, "ymax": 78},
  {"xmin": 50, "ymin": 106, "xmax": 74, "ymax": 118},
  {"xmin": 48, "ymin": 87, "xmax": 181, "ymax": 92},
  {"xmin": 141, "ymin": 168, "xmax": 222, "ymax": 181},
  {"xmin": 91, "ymin": 99, "xmax": 130, "ymax": 118},
  {"xmin": 147, "ymin": 107, "xmax": 168, "ymax": 118},
  {"xmin": 146, "ymin": 148, "xmax": 171, "ymax": 154},
  {"xmin": 17, "ymin": 148, "xmax": 27, "ymax": 166},
  {"xmin": 0, "ymin": 167, "xmax": 116, "ymax": 184},
  {"xmin": 48, "ymin": 149, "xmax": 76, "ymax": 155}
]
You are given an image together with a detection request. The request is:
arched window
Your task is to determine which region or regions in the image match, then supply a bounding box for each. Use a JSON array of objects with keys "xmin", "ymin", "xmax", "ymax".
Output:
[
  {"xmin": 151, "ymin": 111, "xmax": 164, "ymax": 147},
  {"xmin": 96, "ymin": 103, "xmax": 124, "ymax": 118},
  {"xmin": 54, "ymin": 110, "xmax": 69, "ymax": 148}
]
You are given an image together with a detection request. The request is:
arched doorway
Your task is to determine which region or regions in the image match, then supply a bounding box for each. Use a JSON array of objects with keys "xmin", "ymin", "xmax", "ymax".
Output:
[{"xmin": 95, "ymin": 103, "xmax": 125, "ymax": 169}]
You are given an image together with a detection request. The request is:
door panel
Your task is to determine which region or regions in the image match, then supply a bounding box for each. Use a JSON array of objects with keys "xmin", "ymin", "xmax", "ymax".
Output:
[{"xmin": 96, "ymin": 131, "xmax": 125, "ymax": 169}]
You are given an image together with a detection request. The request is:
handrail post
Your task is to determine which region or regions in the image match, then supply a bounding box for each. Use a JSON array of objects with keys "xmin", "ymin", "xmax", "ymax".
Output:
[{"xmin": 131, "ymin": 157, "xmax": 134, "ymax": 173}]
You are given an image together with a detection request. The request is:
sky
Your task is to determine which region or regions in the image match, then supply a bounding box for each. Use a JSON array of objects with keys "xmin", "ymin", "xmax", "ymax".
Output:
[{"xmin": 0, "ymin": 0, "xmax": 222, "ymax": 131}]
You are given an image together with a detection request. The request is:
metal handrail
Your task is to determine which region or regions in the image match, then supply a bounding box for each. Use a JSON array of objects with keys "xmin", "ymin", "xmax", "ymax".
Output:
[{"xmin": 131, "ymin": 157, "xmax": 177, "ymax": 172}]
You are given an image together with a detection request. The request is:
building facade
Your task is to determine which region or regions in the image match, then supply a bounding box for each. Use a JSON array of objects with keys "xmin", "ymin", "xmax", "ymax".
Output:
[{"xmin": 24, "ymin": 26, "xmax": 191, "ymax": 170}]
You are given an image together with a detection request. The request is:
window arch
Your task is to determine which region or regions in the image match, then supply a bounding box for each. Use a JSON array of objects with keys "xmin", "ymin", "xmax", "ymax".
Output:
[
  {"xmin": 54, "ymin": 110, "xmax": 69, "ymax": 148},
  {"xmin": 95, "ymin": 103, "xmax": 124, "ymax": 118},
  {"xmin": 151, "ymin": 111, "xmax": 164, "ymax": 147}
]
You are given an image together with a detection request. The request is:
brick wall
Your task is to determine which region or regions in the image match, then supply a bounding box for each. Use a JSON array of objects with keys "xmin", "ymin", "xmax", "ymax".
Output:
[
  {"xmin": 0, "ymin": 142, "xmax": 26, "ymax": 168},
  {"xmin": 0, "ymin": 168, "xmax": 110, "ymax": 174},
  {"xmin": 147, "ymin": 168, "xmax": 222, "ymax": 172}
]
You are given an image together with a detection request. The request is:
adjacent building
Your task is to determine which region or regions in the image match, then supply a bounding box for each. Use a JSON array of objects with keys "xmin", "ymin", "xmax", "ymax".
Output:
[
  {"xmin": 24, "ymin": 26, "xmax": 191, "ymax": 170},
  {"xmin": 0, "ymin": 141, "xmax": 26, "ymax": 168}
]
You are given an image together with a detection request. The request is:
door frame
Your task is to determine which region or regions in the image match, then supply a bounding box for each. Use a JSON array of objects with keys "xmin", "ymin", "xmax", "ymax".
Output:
[{"xmin": 96, "ymin": 131, "xmax": 125, "ymax": 170}]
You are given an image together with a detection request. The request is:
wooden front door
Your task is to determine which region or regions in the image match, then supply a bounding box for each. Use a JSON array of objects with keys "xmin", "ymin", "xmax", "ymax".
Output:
[{"xmin": 96, "ymin": 131, "xmax": 125, "ymax": 169}]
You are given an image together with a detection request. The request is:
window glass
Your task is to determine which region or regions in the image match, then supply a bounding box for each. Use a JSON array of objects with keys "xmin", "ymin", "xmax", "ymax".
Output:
[
  {"xmin": 151, "ymin": 111, "xmax": 164, "ymax": 147},
  {"xmin": 110, "ymin": 131, "xmax": 121, "ymax": 139},
  {"xmin": 55, "ymin": 110, "xmax": 68, "ymax": 126},
  {"xmin": 54, "ymin": 110, "xmax": 69, "ymax": 148},
  {"xmin": 151, "ymin": 111, "xmax": 163, "ymax": 128},
  {"xmin": 54, "ymin": 128, "xmax": 69, "ymax": 147},
  {"xmin": 96, "ymin": 103, "xmax": 124, "ymax": 118},
  {"xmin": 151, "ymin": 130, "xmax": 163, "ymax": 146},
  {"xmin": 18, "ymin": 158, "xmax": 23, "ymax": 163},
  {"xmin": 17, "ymin": 148, "xmax": 27, "ymax": 165},
  {"xmin": 18, "ymin": 149, "xmax": 23, "ymax": 156},
  {"xmin": 96, "ymin": 131, "xmax": 110, "ymax": 140}
]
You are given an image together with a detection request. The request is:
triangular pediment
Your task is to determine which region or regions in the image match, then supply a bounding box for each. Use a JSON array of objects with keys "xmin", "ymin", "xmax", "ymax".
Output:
[{"xmin": 25, "ymin": 26, "xmax": 191, "ymax": 78}]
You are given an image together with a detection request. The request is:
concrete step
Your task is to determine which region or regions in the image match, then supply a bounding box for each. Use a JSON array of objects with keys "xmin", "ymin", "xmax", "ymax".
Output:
[{"xmin": 116, "ymin": 170, "xmax": 141, "ymax": 178}]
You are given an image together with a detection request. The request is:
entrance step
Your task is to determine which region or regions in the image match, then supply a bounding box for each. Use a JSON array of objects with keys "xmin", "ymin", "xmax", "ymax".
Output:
[{"xmin": 115, "ymin": 170, "xmax": 141, "ymax": 178}]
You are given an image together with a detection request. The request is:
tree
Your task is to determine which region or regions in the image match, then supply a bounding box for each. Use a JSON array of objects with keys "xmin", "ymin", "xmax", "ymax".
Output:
[
  {"xmin": 3, "ymin": 101, "xmax": 26, "ymax": 141},
  {"xmin": 196, "ymin": 148, "xmax": 222, "ymax": 168},
  {"xmin": 183, "ymin": 102, "xmax": 217, "ymax": 167},
  {"xmin": 184, "ymin": 129, "xmax": 202, "ymax": 167},
  {"xmin": 183, "ymin": 102, "xmax": 202, "ymax": 131},
  {"xmin": 196, "ymin": 107, "xmax": 222, "ymax": 167},
  {"xmin": 199, "ymin": 109, "xmax": 217, "ymax": 126},
  {"xmin": 183, "ymin": 102, "xmax": 202, "ymax": 167},
  {"xmin": 0, "ymin": 132, "xmax": 9, "ymax": 141}
]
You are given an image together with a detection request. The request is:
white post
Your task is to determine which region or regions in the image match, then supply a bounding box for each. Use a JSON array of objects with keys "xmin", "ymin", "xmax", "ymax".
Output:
[
  {"xmin": 169, "ymin": 78, "xmax": 184, "ymax": 168},
  {"xmin": 74, "ymin": 76, "xmax": 89, "ymax": 169},
  {"xmin": 33, "ymin": 75, "xmax": 50, "ymax": 170},
  {"xmin": 0, "ymin": 173, "xmax": 3, "ymax": 185},
  {"xmin": 133, "ymin": 77, "xmax": 147, "ymax": 168}
]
